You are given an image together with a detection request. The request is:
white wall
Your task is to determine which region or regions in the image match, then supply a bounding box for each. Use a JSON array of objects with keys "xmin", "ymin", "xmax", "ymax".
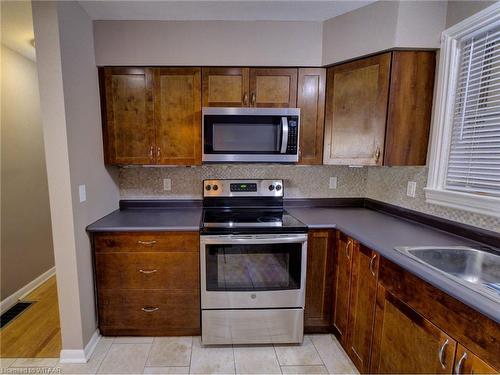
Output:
[
  {"xmin": 0, "ymin": 45, "xmax": 54, "ymax": 301},
  {"xmin": 322, "ymin": 1, "xmax": 447, "ymax": 65},
  {"xmin": 32, "ymin": 0, "xmax": 119, "ymax": 354},
  {"xmin": 93, "ymin": 20, "xmax": 323, "ymax": 66},
  {"xmin": 445, "ymin": 0, "xmax": 496, "ymax": 28}
]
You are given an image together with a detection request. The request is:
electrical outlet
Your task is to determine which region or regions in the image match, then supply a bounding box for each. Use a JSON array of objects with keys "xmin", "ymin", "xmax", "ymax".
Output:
[
  {"xmin": 407, "ymin": 181, "xmax": 416, "ymax": 198},
  {"xmin": 329, "ymin": 176, "xmax": 338, "ymax": 189},
  {"xmin": 79, "ymin": 185, "xmax": 86, "ymax": 203},
  {"xmin": 163, "ymin": 178, "xmax": 172, "ymax": 191}
]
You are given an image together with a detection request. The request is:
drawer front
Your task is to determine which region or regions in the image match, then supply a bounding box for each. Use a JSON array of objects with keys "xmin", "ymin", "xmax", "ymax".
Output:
[
  {"xmin": 94, "ymin": 232, "xmax": 199, "ymax": 253},
  {"xmin": 96, "ymin": 252, "xmax": 199, "ymax": 290},
  {"xmin": 98, "ymin": 289, "xmax": 200, "ymax": 334}
]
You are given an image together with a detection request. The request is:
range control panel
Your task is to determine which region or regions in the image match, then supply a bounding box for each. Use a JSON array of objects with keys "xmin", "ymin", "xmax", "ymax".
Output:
[{"xmin": 203, "ymin": 179, "xmax": 283, "ymax": 197}]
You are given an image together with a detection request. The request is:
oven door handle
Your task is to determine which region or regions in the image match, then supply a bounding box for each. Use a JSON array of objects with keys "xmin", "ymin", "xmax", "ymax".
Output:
[
  {"xmin": 280, "ymin": 117, "xmax": 289, "ymax": 154},
  {"xmin": 201, "ymin": 235, "xmax": 307, "ymax": 245}
]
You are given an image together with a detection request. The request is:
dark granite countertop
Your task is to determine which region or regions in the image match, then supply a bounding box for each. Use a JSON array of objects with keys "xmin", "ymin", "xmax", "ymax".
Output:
[{"xmin": 86, "ymin": 204, "xmax": 499, "ymax": 323}]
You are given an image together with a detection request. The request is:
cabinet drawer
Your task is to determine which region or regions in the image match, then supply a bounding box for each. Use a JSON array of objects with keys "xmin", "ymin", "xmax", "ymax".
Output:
[
  {"xmin": 98, "ymin": 289, "xmax": 200, "ymax": 336},
  {"xmin": 95, "ymin": 252, "xmax": 199, "ymax": 290},
  {"xmin": 94, "ymin": 232, "xmax": 199, "ymax": 253}
]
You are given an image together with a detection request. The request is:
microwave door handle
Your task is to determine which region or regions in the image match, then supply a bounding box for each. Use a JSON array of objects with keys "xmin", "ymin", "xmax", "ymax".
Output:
[{"xmin": 280, "ymin": 117, "xmax": 289, "ymax": 154}]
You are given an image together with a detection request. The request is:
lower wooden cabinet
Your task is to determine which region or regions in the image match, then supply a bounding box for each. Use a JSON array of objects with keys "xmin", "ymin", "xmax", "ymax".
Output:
[
  {"xmin": 331, "ymin": 231, "xmax": 355, "ymax": 344},
  {"xmin": 346, "ymin": 244, "xmax": 379, "ymax": 373},
  {"xmin": 370, "ymin": 285, "xmax": 456, "ymax": 374},
  {"xmin": 92, "ymin": 231, "xmax": 200, "ymax": 336},
  {"xmin": 304, "ymin": 229, "xmax": 334, "ymax": 332},
  {"xmin": 454, "ymin": 345, "xmax": 498, "ymax": 374}
]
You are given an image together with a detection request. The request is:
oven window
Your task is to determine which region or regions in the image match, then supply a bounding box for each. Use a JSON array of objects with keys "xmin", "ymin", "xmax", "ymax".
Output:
[
  {"xmin": 205, "ymin": 243, "xmax": 302, "ymax": 291},
  {"xmin": 212, "ymin": 123, "xmax": 280, "ymax": 152}
]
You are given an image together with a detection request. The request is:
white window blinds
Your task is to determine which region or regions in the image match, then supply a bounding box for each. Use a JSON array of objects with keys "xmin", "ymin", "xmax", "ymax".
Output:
[{"xmin": 446, "ymin": 25, "xmax": 500, "ymax": 197}]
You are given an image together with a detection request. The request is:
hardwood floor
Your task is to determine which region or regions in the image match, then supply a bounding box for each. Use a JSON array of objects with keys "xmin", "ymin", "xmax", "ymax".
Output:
[{"xmin": 0, "ymin": 276, "xmax": 61, "ymax": 358}]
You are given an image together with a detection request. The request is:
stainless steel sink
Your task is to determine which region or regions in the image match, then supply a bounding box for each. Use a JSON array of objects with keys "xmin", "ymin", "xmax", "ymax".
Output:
[{"xmin": 394, "ymin": 246, "xmax": 500, "ymax": 303}]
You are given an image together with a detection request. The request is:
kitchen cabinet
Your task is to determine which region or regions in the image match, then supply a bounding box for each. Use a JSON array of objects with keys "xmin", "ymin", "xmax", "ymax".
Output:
[
  {"xmin": 346, "ymin": 244, "xmax": 379, "ymax": 373},
  {"xmin": 202, "ymin": 67, "xmax": 297, "ymax": 108},
  {"xmin": 202, "ymin": 67, "xmax": 249, "ymax": 107},
  {"xmin": 100, "ymin": 67, "xmax": 155, "ymax": 165},
  {"xmin": 323, "ymin": 51, "xmax": 435, "ymax": 166},
  {"xmin": 249, "ymin": 68, "xmax": 298, "ymax": 107},
  {"xmin": 297, "ymin": 68, "xmax": 326, "ymax": 165},
  {"xmin": 154, "ymin": 68, "xmax": 201, "ymax": 165},
  {"xmin": 454, "ymin": 345, "xmax": 498, "ymax": 374},
  {"xmin": 100, "ymin": 67, "xmax": 201, "ymax": 165},
  {"xmin": 331, "ymin": 231, "xmax": 355, "ymax": 345},
  {"xmin": 305, "ymin": 229, "xmax": 334, "ymax": 333},
  {"xmin": 93, "ymin": 231, "xmax": 200, "ymax": 336},
  {"xmin": 370, "ymin": 284, "xmax": 457, "ymax": 374}
]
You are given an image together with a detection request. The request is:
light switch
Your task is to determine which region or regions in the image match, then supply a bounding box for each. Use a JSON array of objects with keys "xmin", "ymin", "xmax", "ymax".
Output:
[
  {"xmin": 79, "ymin": 185, "xmax": 86, "ymax": 203},
  {"xmin": 407, "ymin": 181, "xmax": 416, "ymax": 198},
  {"xmin": 329, "ymin": 177, "xmax": 338, "ymax": 189},
  {"xmin": 163, "ymin": 178, "xmax": 172, "ymax": 191}
]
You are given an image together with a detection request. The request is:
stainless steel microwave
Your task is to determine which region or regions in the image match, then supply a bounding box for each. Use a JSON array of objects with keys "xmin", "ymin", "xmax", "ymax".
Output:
[{"xmin": 202, "ymin": 107, "xmax": 300, "ymax": 163}]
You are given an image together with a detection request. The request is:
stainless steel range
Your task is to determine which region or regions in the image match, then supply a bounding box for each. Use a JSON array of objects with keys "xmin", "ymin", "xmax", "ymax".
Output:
[{"xmin": 200, "ymin": 179, "xmax": 308, "ymax": 345}]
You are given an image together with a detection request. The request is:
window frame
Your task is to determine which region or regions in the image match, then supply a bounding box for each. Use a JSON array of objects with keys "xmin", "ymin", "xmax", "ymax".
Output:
[{"xmin": 425, "ymin": 2, "xmax": 500, "ymax": 218}]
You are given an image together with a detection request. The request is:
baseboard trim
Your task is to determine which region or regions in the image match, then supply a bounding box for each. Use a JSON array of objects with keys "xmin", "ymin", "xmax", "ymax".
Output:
[
  {"xmin": 59, "ymin": 329, "xmax": 101, "ymax": 363},
  {"xmin": 0, "ymin": 266, "xmax": 56, "ymax": 314}
]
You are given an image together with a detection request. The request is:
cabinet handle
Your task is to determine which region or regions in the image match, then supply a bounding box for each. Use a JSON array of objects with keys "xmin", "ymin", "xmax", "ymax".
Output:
[
  {"xmin": 157, "ymin": 147, "xmax": 161, "ymax": 159},
  {"xmin": 141, "ymin": 307, "xmax": 159, "ymax": 313},
  {"xmin": 454, "ymin": 351, "xmax": 467, "ymax": 374},
  {"xmin": 149, "ymin": 145, "xmax": 154, "ymax": 160},
  {"xmin": 243, "ymin": 92, "xmax": 249, "ymax": 105},
  {"xmin": 345, "ymin": 240, "xmax": 352, "ymax": 259},
  {"xmin": 137, "ymin": 240, "xmax": 157, "ymax": 246},
  {"xmin": 251, "ymin": 92, "xmax": 256, "ymax": 106},
  {"xmin": 369, "ymin": 253, "xmax": 377, "ymax": 277},
  {"xmin": 139, "ymin": 269, "xmax": 157, "ymax": 274},
  {"xmin": 438, "ymin": 339, "xmax": 449, "ymax": 369},
  {"xmin": 375, "ymin": 146, "xmax": 381, "ymax": 163}
]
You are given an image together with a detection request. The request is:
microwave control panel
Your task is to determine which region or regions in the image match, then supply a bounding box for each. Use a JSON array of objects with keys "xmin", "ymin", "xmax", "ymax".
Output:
[{"xmin": 286, "ymin": 117, "xmax": 299, "ymax": 154}]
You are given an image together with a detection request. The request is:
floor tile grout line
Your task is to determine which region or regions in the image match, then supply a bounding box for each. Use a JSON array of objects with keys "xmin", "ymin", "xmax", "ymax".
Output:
[
  {"xmin": 272, "ymin": 342, "xmax": 283, "ymax": 374},
  {"xmin": 142, "ymin": 337, "xmax": 156, "ymax": 373},
  {"xmin": 232, "ymin": 344, "xmax": 236, "ymax": 375},
  {"xmin": 308, "ymin": 334, "xmax": 327, "ymax": 369},
  {"xmin": 91, "ymin": 336, "xmax": 115, "ymax": 373},
  {"xmin": 188, "ymin": 336, "xmax": 194, "ymax": 374}
]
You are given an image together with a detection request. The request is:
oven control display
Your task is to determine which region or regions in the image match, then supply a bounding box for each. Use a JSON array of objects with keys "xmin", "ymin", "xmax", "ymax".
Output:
[{"xmin": 230, "ymin": 183, "xmax": 257, "ymax": 192}]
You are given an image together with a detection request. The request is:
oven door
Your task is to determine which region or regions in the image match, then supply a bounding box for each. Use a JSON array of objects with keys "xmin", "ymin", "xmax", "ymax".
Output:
[
  {"xmin": 202, "ymin": 107, "xmax": 299, "ymax": 163},
  {"xmin": 200, "ymin": 233, "xmax": 307, "ymax": 309}
]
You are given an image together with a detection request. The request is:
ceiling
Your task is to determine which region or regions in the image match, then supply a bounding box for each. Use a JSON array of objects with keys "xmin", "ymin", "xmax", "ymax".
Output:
[
  {"xmin": 1, "ymin": 0, "xmax": 36, "ymax": 61},
  {"xmin": 78, "ymin": 1, "xmax": 376, "ymax": 22}
]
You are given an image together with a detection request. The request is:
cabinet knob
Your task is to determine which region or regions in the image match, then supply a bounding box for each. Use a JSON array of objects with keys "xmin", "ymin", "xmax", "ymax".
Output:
[
  {"xmin": 139, "ymin": 269, "xmax": 157, "ymax": 274},
  {"xmin": 454, "ymin": 351, "xmax": 467, "ymax": 374},
  {"xmin": 345, "ymin": 240, "xmax": 352, "ymax": 259},
  {"xmin": 141, "ymin": 306, "xmax": 159, "ymax": 313},
  {"xmin": 438, "ymin": 339, "xmax": 449, "ymax": 369},
  {"xmin": 243, "ymin": 92, "xmax": 249, "ymax": 106},
  {"xmin": 375, "ymin": 146, "xmax": 381, "ymax": 163},
  {"xmin": 369, "ymin": 253, "xmax": 377, "ymax": 277},
  {"xmin": 137, "ymin": 240, "xmax": 157, "ymax": 246},
  {"xmin": 251, "ymin": 92, "xmax": 256, "ymax": 106}
]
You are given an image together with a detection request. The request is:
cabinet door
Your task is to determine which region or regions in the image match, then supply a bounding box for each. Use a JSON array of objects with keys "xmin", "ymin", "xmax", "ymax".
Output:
[
  {"xmin": 370, "ymin": 286, "xmax": 457, "ymax": 374},
  {"xmin": 324, "ymin": 53, "xmax": 390, "ymax": 165},
  {"xmin": 384, "ymin": 51, "xmax": 435, "ymax": 166},
  {"xmin": 297, "ymin": 68, "xmax": 326, "ymax": 165},
  {"xmin": 305, "ymin": 229, "xmax": 334, "ymax": 332},
  {"xmin": 332, "ymin": 231, "xmax": 355, "ymax": 345},
  {"xmin": 249, "ymin": 68, "xmax": 298, "ymax": 107},
  {"xmin": 154, "ymin": 68, "xmax": 201, "ymax": 165},
  {"xmin": 202, "ymin": 67, "xmax": 249, "ymax": 107},
  {"xmin": 101, "ymin": 67, "xmax": 155, "ymax": 165},
  {"xmin": 346, "ymin": 245, "xmax": 379, "ymax": 373},
  {"xmin": 454, "ymin": 345, "xmax": 498, "ymax": 374}
]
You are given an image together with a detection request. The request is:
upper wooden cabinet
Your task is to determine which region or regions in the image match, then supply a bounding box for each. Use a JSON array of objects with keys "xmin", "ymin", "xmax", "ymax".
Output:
[
  {"xmin": 250, "ymin": 68, "xmax": 298, "ymax": 107},
  {"xmin": 305, "ymin": 229, "xmax": 334, "ymax": 333},
  {"xmin": 324, "ymin": 51, "xmax": 435, "ymax": 166},
  {"xmin": 297, "ymin": 68, "xmax": 326, "ymax": 165},
  {"xmin": 202, "ymin": 67, "xmax": 249, "ymax": 107},
  {"xmin": 100, "ymin": 67, "xmax": 201, "ymax": 165},
  {"xmin": 154, "ymin": 68, "xmax": 201, "ymax": 165},
  {"xmin": 202, "ymin": 67, "xmax": 298, "ymax": 108},
  {"xmin": 100, "ymin": 67, "xmax": 155, "ymax": 165}
]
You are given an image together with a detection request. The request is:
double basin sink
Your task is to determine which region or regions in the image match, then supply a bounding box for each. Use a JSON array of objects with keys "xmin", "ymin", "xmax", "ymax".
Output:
[{"xmin": 394, "ymin": 246, "xmax": 500, "ymax": 303}]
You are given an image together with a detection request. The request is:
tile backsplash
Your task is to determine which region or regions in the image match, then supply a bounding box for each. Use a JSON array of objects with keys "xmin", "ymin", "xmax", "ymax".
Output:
[
  {"xmin": 119, "ymin": 164, "xmax": 499, "ymax": 232},
  {"xmin": 366, "ymin": 166, "xmax": 500, "ymax": 233},
  {"xmin": 119, "ymin": 165, "xmax": 368, "ymax": 199}
]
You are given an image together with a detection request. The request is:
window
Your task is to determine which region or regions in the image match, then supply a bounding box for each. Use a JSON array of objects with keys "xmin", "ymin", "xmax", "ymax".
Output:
[{"xmin": 426, "ymin": 3, "xmax": 500, "ymax": 218}]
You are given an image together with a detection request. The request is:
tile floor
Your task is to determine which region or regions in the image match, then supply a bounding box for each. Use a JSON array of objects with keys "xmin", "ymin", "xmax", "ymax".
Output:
[{"xmin": 0, "ymin": 334, "xmax": 358, "ymax": 374}]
